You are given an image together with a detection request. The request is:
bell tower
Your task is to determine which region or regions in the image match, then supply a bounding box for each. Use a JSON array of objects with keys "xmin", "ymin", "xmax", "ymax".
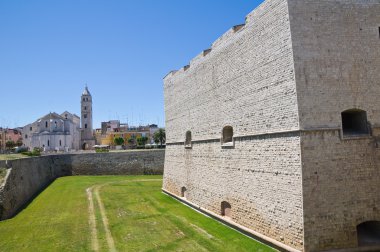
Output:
[{"xmin": 80, "ymin": 85, "xmax": 95, "ymax": 149}]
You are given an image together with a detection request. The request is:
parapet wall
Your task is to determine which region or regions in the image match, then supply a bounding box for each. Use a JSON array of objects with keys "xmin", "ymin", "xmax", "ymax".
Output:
[
  {"xmin": 70, "ymin": 150, "xmax": 164, "ymax": 175},
  {"xmin": 0, "ymin": 150, "xmax": 165, "ymax": 220}
]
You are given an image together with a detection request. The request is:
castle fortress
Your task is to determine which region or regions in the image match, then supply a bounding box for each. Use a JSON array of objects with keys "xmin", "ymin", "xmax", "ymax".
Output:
[{"xmin": 162, "ymin": 0, "xmax": 380, "ymax": 251}]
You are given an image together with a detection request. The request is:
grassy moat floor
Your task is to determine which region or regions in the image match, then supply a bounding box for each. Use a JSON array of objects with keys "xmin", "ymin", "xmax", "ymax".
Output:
[{"xmin": 0, "ymin": 176, "xmax": 274, "ymax": 252}]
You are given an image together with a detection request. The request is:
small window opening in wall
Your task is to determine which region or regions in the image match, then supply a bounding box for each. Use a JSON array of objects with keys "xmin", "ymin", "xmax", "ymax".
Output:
[
  {"xmin": 357, "ymin": 221, "xmax": 380, "ymax": 247},
  {"xmin": 84, "ymin": 106, "xmax": 87, "ymax": 110},
  {"xmin": 85, "ymin": 124, "xmax": 88, "ymax": 129},
  {"xmin": 45, "ymin": 121, "xmax": 48, "ymax": 128},
  {"xmin": 59, "ymin": 140, "xmax": 62, "ymax": 146},
  {"xmin": 378, "ymin": 27, "xmax": 380, "ymax": 39},
  {"xmin": 185, "ymin": 131, "xmax": 192, "ymax": 148},
  {"xmin": 221, "ymin": 201, "xmax": 231, "ymax": 218},
  {"xmin": 181, "ymin": 187, "xmax": 187, "ymax": 198},
  {"xmin": 222, "ymin": 126, "xmax": 234, "ymax": 145},
  {"xmin": 25, "ymin": 134, "xmax": 28, "ymax": 139},
  {"xmin": 30, "ymin": 127, "xmax": 32, "ymax": 131},
  {"xmin": 47, "ymin": 140, "xmax": 50, "ymax": 147},
  {"xmin": 54, "ymin": 121, "xmax": 57, "ymax": 128},
  {"xmin": 341, "ymin": 109, "xmax": 369, "ymax": 137},
  {"xmin": 84, "ymin": 114, "xmax": 87, "ymax": 119}
]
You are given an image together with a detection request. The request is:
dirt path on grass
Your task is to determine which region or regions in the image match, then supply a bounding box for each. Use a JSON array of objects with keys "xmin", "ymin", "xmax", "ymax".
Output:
[
  {"xmin": 87, "ymin": 179, "xmax": 162, "ymax": 252},
  {"xmin": 86, "ymin": 188, "xmax": 99, "ymax": 252},
  {"xmin": 94, "ymin": 185, "xmax": 116, "ymax": 252}
]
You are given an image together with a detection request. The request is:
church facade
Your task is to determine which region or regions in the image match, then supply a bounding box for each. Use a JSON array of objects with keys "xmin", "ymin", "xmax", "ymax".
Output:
[{"xmin": 22, "ymin": 86, "xmax": 95, "ymax": 151}]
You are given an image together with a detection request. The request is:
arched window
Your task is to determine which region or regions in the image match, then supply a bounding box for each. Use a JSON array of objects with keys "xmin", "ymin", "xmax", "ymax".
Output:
[
  {"xmin": 185, "ymin": 131, "xmax": 192, "ymax": 148},
  {"xmin": 181, "ymin": 187, "xmax": 187, "ymax": 198},
  {"xmin": 222, "ymin": 126, "xmax": 233, "ymax": 145},
  {"xmin": 54, "ymin": 121, "xmax": 57, "ymax": 128},
  {"xmin": 59, "ymin": 140, "xmax": 62, "ymax": 146},
  {"xmin": 45, "ymin": 121, "xmax": 48, "ymax": 128},
  {"xmin": 341, "ymin": 109, "xmax": 369, "ymax": 137},
  {"xmin": 357, "ymin": 221, "xmax": 380, "ymax": 246},
  {"xmin": 221, "ymin": 201, "xmax": 232, "ymax": 218},
  {"xmin": 47, "ymin": 140, "xmax": 50, "ymax": 147}
]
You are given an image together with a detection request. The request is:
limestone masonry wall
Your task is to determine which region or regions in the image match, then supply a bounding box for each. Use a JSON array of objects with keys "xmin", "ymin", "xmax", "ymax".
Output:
[
  {"xmin": 70, "ymin": 150, "xmax": 164, "ymax": 175},
  {"xmin": 288, "ymin": 1, "xmax": 380, "ymax": 251},
  {"xmin": 0, "ymin": 150, "xmax": 164, "ymax": 220},
  {"xmin": 164, "ymin": 0, "xmax": 299, "ymax": 143},
  {"xmin": 164, "ymin": 0, "xmax": 304, "ymax": 251},
  {"xmin": 163, "ymin": 0, "xmax": 380, "ymax": 251},
  {"xmin": 0, "ymin": 156, "xmax": 71, "ymax": 220}
]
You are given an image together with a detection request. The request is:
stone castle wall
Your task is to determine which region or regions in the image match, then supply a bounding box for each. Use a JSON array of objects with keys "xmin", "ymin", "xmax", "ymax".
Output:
[
  {"xmin": 0, "ymin": 150, "xmax": 164, "ymax": 220},
  {"xmin": 163, "ymin": 0, "xmax": 380, "ymax": 251},
  {"xmin": 301, "ymin": 130, "xmax": 380, "ymax": 252},
  {"xmin": 164, "ymin": 0, "xmax": 300, "ymax": 143},
  {"xmin": 163, "ymin": 0, "xmax": 304, "ymax": 251},
  {"xmin": 288, "ymin": 1, "xmax": 380, "ymax": 251}
]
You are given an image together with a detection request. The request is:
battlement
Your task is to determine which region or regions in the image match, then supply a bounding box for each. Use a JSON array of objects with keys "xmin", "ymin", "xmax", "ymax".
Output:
[{"xmin": 163, "ymin": 0, "xmax": 282, "ymax": 81}]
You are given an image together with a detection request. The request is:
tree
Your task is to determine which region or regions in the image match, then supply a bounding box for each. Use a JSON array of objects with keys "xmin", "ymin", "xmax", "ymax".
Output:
[
  {"xmin": 16, "ymin": 138, "xmax": 23, "ymax": 147},
  {"xmin": 153, "ymin": 128, "xmax": 166, "ymax": 148},
  {"xmin": 136, "ymin": 136, "xmax": 148, "ymax": 146},
  {"xmin": 114, "ymin": 137, "xmax": 124, "ymax": 146},
  {"xmin": 5, "ymin": 140, "xmax": 15, "ymax": 150}
]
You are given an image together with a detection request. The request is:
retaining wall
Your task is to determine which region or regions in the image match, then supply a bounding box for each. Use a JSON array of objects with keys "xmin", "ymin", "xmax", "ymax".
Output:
[{"xmin": 0, "ymin": 150, "xmax": 165, "ymax": 220}]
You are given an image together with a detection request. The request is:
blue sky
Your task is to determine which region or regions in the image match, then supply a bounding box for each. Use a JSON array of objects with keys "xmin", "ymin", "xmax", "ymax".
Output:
[{"xmin": 0, "ymin": 0, "xmax": 262, "ymax": 129}]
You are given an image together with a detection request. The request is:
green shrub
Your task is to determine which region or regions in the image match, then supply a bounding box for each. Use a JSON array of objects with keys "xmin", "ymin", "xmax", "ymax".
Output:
[
  {"xmin": 21, "ymin": 147, "xmax": 42, "ymax": 157},
  {"xmin": 95, "ymin": 148, "xmax": 109, "ymax": 153},
  {"xmin": 114, "ymin": 137, "xmax": 124, "ymax": 146}
]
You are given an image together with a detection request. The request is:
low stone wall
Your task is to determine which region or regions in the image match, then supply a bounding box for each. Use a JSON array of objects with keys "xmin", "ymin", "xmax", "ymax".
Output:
[
  {"xmin": 0, "ymin": 156, "xmax": 72, "ymax": 220},
  {"xmin": 0, "ymin": 150, "xmax": 164, "ymax": 220},
  {"xmin": 70, "ymin": 150, "xmax": 164, "ymax": 175}
]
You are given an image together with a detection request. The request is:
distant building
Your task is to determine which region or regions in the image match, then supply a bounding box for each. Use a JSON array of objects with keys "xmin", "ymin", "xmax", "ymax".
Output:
[
  {"xmin": 0, "ymin": 128, "xmax": 22, "ymax": 151},
  {"xmin": 96, "ymin": 121, "xmax": 158, "ymax": 147},
  {"xmin": 0, "ymin": 128, "xmax": 5, "ymax": 151},
  {"xmin": 22, "ymin": 112, "xmax": 81, "ymax": 151},
  {"xmin": 22, "ymin": 86, "xmax": 96, "ymax": 151}
]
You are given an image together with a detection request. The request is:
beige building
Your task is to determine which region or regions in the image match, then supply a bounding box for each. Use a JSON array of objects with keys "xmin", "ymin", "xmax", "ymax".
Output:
[
  {"xmin": 22, "ymin": 112, "xmax": 81, "ymax": 152},
  {"xmin": 22, "ymin": 86, "xmax": 96, "ymax": 151},
  {"xmin": 163, "ymin": 0, "xmax": 380, "ymax": 251}
]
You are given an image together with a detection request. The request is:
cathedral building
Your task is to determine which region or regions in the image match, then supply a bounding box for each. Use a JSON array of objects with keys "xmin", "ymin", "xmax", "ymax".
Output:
[{"xmin": 22, "ymin": 86, "xmax": 95, "ymax": 151}]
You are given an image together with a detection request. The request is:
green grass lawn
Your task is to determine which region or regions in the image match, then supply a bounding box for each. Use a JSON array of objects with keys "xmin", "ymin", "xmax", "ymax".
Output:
[
  {"xmin": 0, "ymin": 176, "xmax": 275, "ymax": 252},
  {"xmin": 0, "ymin": 153, "xmax": 29, "ymax": 161}
]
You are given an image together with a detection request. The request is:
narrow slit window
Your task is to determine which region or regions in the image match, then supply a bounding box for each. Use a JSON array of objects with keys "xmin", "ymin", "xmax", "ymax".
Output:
[
  {"xmin": 181, "ymin": 187, "xmax": 187, "ymax": 198},
  {"xmin": 185, "ymin": 131, "xmax": 192, "ymax": 147}
]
